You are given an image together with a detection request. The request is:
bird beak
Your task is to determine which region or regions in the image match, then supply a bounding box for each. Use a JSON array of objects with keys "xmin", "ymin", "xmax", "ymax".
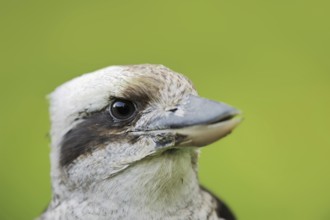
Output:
[{"xmin": 140, "ymin": 94, "xmax": 242, "ymax": 147}]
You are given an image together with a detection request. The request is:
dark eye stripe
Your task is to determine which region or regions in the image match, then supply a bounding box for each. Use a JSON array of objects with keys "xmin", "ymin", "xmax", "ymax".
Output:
[
  {"xmin": 60, "ymin": 102, "xmax": 146, "ymax": 167},
  {"xmin": 59, "ymin": 79, "xmax": 159, "ymax": 168},
  {"xmin": 60, "ymin": 111, "xmax": 113, "ymax": 167},
  {"xmin": 60, "ymin": 109, "xmax": 145, "ymax": 167}
]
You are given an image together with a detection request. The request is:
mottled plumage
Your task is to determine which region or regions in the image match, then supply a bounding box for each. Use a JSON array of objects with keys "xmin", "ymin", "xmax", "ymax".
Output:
[{"xmin": 39, "ymin": 64, "xmax": 241, "ymax": 220}]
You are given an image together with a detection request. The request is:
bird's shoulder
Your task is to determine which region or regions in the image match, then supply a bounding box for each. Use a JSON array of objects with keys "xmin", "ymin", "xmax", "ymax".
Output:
[{"xmin": 200, "ymin": 185, "xmax": 237, "ymax": 220}]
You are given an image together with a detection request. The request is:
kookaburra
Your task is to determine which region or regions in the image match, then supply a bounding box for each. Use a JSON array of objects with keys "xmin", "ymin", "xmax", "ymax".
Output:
[{"xmin": 38, "ymin": 64, "xmax": 242, "ymax": 220}]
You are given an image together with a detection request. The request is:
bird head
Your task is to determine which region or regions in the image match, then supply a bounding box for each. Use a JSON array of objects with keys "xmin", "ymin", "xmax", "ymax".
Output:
[{"xmin": 49, "ymin": 64, "xmax": 241, "ymax": 194}]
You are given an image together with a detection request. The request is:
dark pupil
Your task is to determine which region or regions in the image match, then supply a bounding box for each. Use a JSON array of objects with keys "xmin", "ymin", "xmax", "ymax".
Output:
[{"xmin": 111, "ymin": 100, "xmax": 134, "ymax": 119}]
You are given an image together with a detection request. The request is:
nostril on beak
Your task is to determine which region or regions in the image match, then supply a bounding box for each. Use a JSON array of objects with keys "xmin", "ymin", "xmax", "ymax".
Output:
[{"xmin": 169, "ymin": 108, "xmax": 178, "ymax": 113}]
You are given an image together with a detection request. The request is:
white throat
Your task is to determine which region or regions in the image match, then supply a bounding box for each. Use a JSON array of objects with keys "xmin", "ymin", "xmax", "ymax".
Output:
[
  {"xmin": 92, "ymin": 149, "xmax": 198, "ymax": 202},
  {"xmin": 42, "ymin": 149, "xmax": 219, "ymax": 220}
]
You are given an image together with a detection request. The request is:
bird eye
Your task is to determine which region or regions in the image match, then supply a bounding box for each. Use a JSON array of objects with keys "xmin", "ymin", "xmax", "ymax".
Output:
[{"xmin": 110, "ymin": 99, "xmax": 136, "ymax": 120}]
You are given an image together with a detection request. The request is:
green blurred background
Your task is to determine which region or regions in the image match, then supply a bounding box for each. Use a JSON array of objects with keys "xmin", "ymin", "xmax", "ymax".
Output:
[{"xmin": 1, "ymin": 0, "xmax": 329, "ymax": 219}]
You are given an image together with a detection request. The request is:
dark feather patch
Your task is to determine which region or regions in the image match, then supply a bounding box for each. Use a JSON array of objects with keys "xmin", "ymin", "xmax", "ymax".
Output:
[
  {"xmin": 60, "ymin": 100, "xmax": 148, "ymax": 167},
  {"xmin": 200, "ymin": 186, "xmax": 237, "ymax": 220},
  {"xmin": 61, "ymin": 109, "xmax": 130, "ymax": 167}
]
